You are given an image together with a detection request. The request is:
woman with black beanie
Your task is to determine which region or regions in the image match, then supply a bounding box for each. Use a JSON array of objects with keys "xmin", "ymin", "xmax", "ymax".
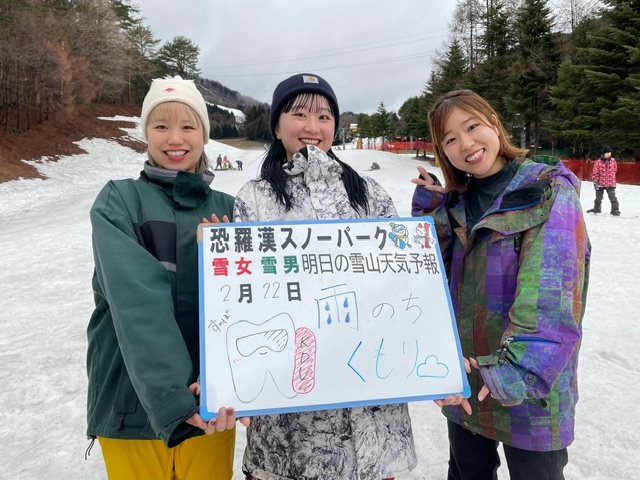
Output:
[{"xmin": 233, "ymin": 73, "xmax": 421, "ymax": 480}]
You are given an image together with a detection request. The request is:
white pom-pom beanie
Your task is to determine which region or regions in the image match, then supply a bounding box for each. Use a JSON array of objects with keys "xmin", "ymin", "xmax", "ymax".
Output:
[{"xmin": 140, "ymin": 76, "xmax": 210, "ymax": 143}]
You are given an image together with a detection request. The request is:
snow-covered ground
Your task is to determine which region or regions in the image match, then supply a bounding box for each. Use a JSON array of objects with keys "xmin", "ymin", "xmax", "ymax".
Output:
[{"xmin": 1, "ymin": 116, "xmax": 638, "ymax": 479}]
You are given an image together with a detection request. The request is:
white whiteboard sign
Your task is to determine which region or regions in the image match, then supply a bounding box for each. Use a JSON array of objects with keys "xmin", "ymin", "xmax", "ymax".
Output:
[{"xmin": 198, "ymin": 217, "xmax": 469, "ymax": 420}]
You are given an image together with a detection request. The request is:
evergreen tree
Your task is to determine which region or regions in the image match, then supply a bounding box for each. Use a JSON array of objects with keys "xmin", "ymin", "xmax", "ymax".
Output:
[
  {"xmin": 547, "ymin": 17, "xmax": 601, "ymax": 156},
  {"xmin": 370, "ymin": 102, "xmax": 391, "ymax": 149},
  {"xmin": 508, "ymin": 0, "xmax": 561, "ymax": 152},
  {"xmin": 548, "ymin": 1, "xmax": 640, "ymax": 156},
  {"xmin": 357, "ymin": 114, "xmax": 372, "ymax": 141},
  {"xmin": 588, "ymin": 0, "xmax": 640, "ymax": 153},
  {"xmin": 388, "ymin": 111, "xmax": 401, "ymax": 139},
  {"xmin": 426, "ymin": 38, "xmax": 470, "ymax": 99},
  {"xmin": 398, "ymin": 96, "xmax": 429, "ymax": 140},
  {"xmin": 155, "ymin": 35, "xmax": 201, "ymax": 79},
  {"xmin": 422, "ymin": 69, "xmax": 441, "ymax": 116},
  {"xmin": 398, "ymin": 95, "xmax": 431, "ymax": 155},
  {"xmin": 243, "ymin": 104, "xmax": 269, "ymax": 141},
  {"xmin": 110, "ymin": 0, "xmax": 141, "ymax": 31},
  {"xmin": 111, "ymin": 0, "xmax": 161, "ymax": 104},
  {"xmin": 470, "ymin": 0, "xmax": 518, "ymax": 116},
  {"xmin": 421, "ymin": 39, "xmax": 471, "ymax": 144}
]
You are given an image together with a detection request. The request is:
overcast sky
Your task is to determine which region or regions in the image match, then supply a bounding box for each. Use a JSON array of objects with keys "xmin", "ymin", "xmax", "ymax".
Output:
[{"xmin": 133, "ymin": 0, "xmax": 457, "ymax": 114}]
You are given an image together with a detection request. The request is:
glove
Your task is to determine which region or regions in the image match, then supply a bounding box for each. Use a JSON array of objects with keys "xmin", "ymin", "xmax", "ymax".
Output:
[{"xmin": 593, "ymin": 181, "xmax": 600, "ymax": 190}]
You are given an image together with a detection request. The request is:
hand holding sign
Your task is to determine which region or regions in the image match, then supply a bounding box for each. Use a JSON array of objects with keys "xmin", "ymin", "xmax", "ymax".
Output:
[{"xmin": 197, "ymin": 217, "xmax": 470, "ymax": 419}]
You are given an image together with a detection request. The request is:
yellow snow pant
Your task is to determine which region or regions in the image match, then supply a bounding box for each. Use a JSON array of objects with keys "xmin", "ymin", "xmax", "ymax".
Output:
[{"xmin": 98, "ymin": 429, "xmax": 235, "ymax": 480}]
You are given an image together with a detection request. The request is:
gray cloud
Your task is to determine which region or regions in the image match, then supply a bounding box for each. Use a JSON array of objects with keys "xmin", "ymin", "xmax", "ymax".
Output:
[{"xmin": 135, "ymin": 0, "xmax": 456, "ymax": 113}]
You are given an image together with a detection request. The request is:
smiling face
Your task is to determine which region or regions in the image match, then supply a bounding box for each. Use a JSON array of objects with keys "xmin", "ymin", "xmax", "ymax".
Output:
[
  {"xmin": 274, "ymin": 94, "xmax": 335, "ymax": 159},
  {"xmin": 441, "ymin": 106, "xmax": 504, "ymax": 179},
  {"xmin": 146, "ymin": 102, "xmax": 205, "ymax": 173}
]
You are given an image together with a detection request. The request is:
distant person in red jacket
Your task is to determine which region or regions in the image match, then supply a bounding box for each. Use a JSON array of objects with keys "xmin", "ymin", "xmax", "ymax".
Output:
[{"xmin": 587, "ymin": 145, "xmax": 620, "ymax": 216}]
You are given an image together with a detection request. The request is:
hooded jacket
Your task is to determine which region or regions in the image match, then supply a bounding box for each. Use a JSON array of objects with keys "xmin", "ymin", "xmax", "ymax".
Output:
[
  {"xmin": 591, "ymin": 155, "xmax": 617, "ymax": 188},
  {"xmin": 86, "ymin": 163, "xmax": 234, "ymax": 447},
  {"xmin": 233, "ymin": 146, "xmax": 397, "ymax": 222},
  {"xmin": 412, "ymin": 159, "xmax": 590, "ymax": 451},
  {"xmin": 233, "ymin": 146, "xmax": 417, "ymax": 480}
]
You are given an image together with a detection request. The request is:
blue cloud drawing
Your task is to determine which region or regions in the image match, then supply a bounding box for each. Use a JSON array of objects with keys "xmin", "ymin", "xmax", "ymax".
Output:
[{"xmin": 416, "ymin": 355, "xmax": 449, "ymax": 378}]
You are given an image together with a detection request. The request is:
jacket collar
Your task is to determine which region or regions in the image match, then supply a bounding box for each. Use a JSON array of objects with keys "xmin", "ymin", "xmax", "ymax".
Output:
[
  {"xmin": 451, "ymin": 161, "xmax": 557, "ymax": 236},
  {"xmin": 141, "ymin": 162, "xmax": 213, "ymax": 208}
]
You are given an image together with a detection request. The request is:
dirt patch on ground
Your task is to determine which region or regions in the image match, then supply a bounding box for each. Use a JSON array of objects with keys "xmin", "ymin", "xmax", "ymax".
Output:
[
  {"xmin": 217, "ymin": 138, "xmax": 266, "ymax": 151},
  {"xmin": 0, "ymin": 104, "xmax": 145, "ymax": 183}
]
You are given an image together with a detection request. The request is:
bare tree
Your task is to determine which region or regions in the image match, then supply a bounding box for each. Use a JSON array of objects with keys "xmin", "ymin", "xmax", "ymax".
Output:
[
  {"xmin": 63, "ymin": 0, "xmax": 129, "ymax": 102},
  {"xmin": 124, "ymin": 25, "xmax": 160, "ymax": 103},
  {"xmin": 551, "ymin": 0, "xmax": 603, "ymax": 32},
  {"xmin": 451, "ymin": 0, "xmax": 486, "ymax": 70},
  {"xmin": 0, "ymin": 0, "xmax": 142, "ymax": 131},
  {"xmin": 0, "ymin": 2, "xmax": 74, "ymax": 130}
]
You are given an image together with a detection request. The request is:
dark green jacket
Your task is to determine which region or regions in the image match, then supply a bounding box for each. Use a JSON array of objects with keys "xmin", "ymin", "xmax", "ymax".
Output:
[{"xmin": 86, "ymin": 163, "xmax": 234, "ymax": 447}]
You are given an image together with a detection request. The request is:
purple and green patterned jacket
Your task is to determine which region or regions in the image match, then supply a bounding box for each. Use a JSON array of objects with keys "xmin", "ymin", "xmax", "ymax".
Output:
[{"xmin": 412, "ymin": 159, "xmax": 590, "ymax": 451}]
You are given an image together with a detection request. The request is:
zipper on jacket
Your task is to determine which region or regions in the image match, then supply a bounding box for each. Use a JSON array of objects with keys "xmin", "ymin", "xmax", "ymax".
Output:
[
  {"xmin": 513, "ymin": 235, "xmax": 522, "ymax": 253},
  {"xmin": 474, "ymin": 174, "xmax": 552, "ymax": 228},
  {"xmin": 498, "ymin": 336, "xmax": 557, "ymax": 408},
  {"xmin": 497, "ymin": 335, "xmax": 560, "ymax": 365},
  {"xmin": 497, "ymin": 337, "xmax": 514, "ymax": 365},
  {"xmin": 511, "ymin": 336, "xmax": 560, "ymax": 343}
]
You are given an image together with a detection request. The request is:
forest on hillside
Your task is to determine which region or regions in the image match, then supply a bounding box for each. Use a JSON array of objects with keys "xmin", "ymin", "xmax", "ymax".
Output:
[
  {"xmin": 2, "ymin": 0, "xmax": 640, "ymax": 157},
  {"xmin": 0, "ymin": 0, "xmax": 265, "ymax": 140},
  {"xmin": 357, "ymin": 0, "xmax": 640, "ymax": 160}
]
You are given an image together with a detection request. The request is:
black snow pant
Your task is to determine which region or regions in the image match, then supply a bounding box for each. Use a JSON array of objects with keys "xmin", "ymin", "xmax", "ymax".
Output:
[
  {"xmin": 446, "ymin": 421, "xmax": 568, "ymax": 480},
  {"xmin": 593, "ymin": 186, "xmax": 619, "ymax": 213}
]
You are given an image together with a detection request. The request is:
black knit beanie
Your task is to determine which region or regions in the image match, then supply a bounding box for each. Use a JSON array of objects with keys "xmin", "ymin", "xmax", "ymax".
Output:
[
  {"xmin": 269, "ymin": 73, "xmax": 339, "ymax": 139},
  {"xmin": 602, "ymin": 145, "xmax": 612, "ymax": 155}
]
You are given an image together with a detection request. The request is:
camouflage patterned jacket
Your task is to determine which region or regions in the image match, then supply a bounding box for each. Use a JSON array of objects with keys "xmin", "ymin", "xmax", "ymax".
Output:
[
  {"xmin": 234, "ymin": 146, "xmax": 417, "ymax": 480},
  {"xmin": 412, "ymin": 159, "xmax": 590, "ymax": 451}
]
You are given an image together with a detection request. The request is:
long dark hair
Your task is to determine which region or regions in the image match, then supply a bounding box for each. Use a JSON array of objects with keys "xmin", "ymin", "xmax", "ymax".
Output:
[{"xmin": 260, "ymin": 93, "xmax": 370, "ymax": 214}]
